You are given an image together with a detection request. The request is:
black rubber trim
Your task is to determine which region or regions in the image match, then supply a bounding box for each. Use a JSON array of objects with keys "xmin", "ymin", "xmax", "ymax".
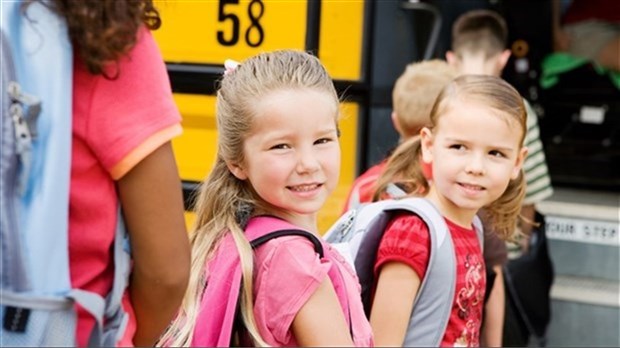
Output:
[
  {"xmin": 250, "ymin": 229, "xmax": 324, "ymax": 258},
  {"xmin": 305, "ymin": 0, "xmax": 321, "ymax": 54}
]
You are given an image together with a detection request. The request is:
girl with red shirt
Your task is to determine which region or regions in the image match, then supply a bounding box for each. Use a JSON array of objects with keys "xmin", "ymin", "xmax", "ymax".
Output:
[{"xmin": 369, "ymin": 75, "xmax": 528, "ymax": 347}]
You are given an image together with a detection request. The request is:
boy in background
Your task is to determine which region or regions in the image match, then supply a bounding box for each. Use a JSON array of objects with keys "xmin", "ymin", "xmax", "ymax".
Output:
[
  {"xmin": 446, "ymin": 9, "xmax": 555, "ymax": 346},
  {"xmin": 342, "ymin": 59, "xmax": 454, "ymax": 212}
]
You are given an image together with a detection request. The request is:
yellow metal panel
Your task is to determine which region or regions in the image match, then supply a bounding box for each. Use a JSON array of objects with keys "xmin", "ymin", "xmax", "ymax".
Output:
[
  {"xmin": 317, "ymin": 102, "xmax": 359, "ymax": 234},
  {"xmin": 171, "ymin": 94, "xmax": 218, "ymax": 182},
  {"xmin": 154, "ymin": 0, "xmax": 308, "ymax": 64},
  {"xmin": 185, "ymin": 211, "xmax": 197, "ymax": 231},
  {"xmin": 174, "ymin": 99, "xmax": 359, "ymax": 234},
  {"xmin": 319, "ymin": 1, "xmax": 365, "ymax": 81}
]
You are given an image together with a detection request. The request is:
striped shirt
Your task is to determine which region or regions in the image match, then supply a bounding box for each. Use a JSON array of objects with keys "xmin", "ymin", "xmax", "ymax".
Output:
[{"xmin": 522, "ymin": 100, "xmax": 554, "ymax": 205}]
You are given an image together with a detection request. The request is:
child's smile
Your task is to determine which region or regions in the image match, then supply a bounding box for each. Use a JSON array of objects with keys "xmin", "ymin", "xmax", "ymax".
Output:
[
  {"xmin": 422, "ymin": 99, "xmax": 527, "ymax": 226},
  {"xmin": 233, "ymin": 88, "xmax": 340, "ymax": 229}
]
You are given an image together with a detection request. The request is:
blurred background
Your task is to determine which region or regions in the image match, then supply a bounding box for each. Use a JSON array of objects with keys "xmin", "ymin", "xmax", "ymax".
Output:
[{"xmin": 151, "ymin": 1, "xmax": 619, "ymax": 346}]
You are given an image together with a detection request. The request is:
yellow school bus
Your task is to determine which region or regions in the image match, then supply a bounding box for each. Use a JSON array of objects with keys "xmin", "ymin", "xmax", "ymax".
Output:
[
  {"xmin": 153, "ymin": 0, "xmax": 371, "ymax": 232},
  {"xmin": 153, "ymin": 2, "xmax": 620, "ymax": 346}
]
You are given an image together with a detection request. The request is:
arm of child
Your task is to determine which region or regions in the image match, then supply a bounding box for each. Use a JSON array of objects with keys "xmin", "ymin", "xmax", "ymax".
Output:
[
  {"xmin": 291, "ymin": 277, "xmax": 354, "ymax": 346},
  {"xmin": 481, "ymin": 265, "xmax": 506, "ymax": 347},
  {"xmin": 370, "ymin": 261, "xmax": 421, "ymax": 346},
  {"xmin": 117, "ymin": 141, "xmax": 190, "ymax": 346}
]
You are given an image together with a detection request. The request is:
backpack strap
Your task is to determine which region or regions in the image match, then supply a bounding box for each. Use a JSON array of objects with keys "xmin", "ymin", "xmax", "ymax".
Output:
[
  {"xmin": 103, "ymin": 210, "xmax": 132, "ymax": 345},
  {"xmin": 379, "ymin": 198, "xmax": 455, "ymax": 347},
  {"xmin": 250, "ymin": 229, "xmax": 324, "ymax": 257},
  {"xmin": 229, "ymin": 226, "xmax": 324, "ymax": 345},
  {"xmin": 473, "ymin": 215, "xmax": 484, "ymax": 252},
  {"xmin": 78, "ymin": 207, "xmax": 131, "ymax": 347},
  {"xmin": 399, "ymin": 199, "xmax": 486, "ymax": 346}
]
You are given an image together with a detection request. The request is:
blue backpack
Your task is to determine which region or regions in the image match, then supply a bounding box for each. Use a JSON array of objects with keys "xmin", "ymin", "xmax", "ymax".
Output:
[
  {"xmin": 324, "ymin": 197, "xmax": 483, "ymax": 346},
  {"xmin": 1, "ymin": 2, "xmax": 130, "ymax": 346}
]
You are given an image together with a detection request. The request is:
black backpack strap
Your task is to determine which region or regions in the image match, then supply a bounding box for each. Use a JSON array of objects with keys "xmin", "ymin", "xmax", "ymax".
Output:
[
  {"xmin": 230, "ymin": 229, "xmax": 324, "ymax": 346},
  {"xmin": 250, "ymin": 229, "xmax": 324, "ymax": 258}
]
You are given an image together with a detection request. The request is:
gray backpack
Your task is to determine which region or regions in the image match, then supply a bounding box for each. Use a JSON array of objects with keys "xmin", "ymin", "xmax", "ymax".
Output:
[{"xmin": 324, "ymin": 197, "xmax": 483, "ymax": 346}]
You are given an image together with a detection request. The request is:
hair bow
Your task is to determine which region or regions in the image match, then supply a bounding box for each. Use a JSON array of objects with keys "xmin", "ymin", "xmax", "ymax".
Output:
[{"xmin": 224, "ymin": 59, "xmax": 240, "ymax": 75}]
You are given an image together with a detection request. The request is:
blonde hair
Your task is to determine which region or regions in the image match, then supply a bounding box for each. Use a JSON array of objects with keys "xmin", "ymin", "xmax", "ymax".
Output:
[
  {"xmin": 375, "ymin": 75, "xmax": 527, "ymax": 240},
  {"xmin": 452, "ymin": 9, "xmax": 508, "ymax": 58},
  {"xmin": 159, "ymin": 50, "xmax": 338, "ymax": 346},
  {"xmin": 392, "ymin": 60, "xmax": 456, "ymax": 139}
]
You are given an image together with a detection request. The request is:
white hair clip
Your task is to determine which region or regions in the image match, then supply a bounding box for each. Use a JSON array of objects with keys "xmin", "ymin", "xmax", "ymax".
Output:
[{"xmin": 224, "ymin": 59, "xmax": 240, "ymax": 75}]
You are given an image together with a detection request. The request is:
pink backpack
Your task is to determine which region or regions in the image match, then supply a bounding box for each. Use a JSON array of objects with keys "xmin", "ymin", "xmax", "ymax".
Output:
[{"xmin": 191, "ymin": 216, "xmax": 324, "ymax": 346}]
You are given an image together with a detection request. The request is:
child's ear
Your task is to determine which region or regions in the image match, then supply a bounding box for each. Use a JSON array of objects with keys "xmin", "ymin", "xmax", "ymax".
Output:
[
  {"xmin": 391, "ymin": 111, "xmax": 404, "ymax": 137},
  {"xmin": 420, "ymin": 127, "xmax": 434, "ymax": 163},
  {"xmin": 497, "ymin": 49, "xmax": 512, "ymax": 71},
  {"xmin": 446, "ymin": 51, "xmax": 459, "ymax": 68},
  {"xmin": 511, "ymin": 146, "xmax": 529, "ymax": 180},
  {"xmin": 226, "ymin": 161, "xmax": 248, "ymax": 180}
]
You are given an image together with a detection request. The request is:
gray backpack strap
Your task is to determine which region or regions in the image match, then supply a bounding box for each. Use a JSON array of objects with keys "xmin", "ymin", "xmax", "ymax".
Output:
[
  {"xmin": 473, "ymin": 215, "xmax": 484, "ymax": 252},
  {"xmin": 101, "ymin": 207, "xmax": 132, "ymax": 346},
  {"xmin": 378, "ymin": 198, "xmax": 454, "ymax": 347},
  {"xmin": 85, "ymin": 207, "xmax": 131, "ymax": 347}
]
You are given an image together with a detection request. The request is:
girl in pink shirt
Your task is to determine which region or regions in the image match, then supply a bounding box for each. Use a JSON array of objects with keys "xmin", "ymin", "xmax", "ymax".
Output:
[{"xmin": 160, "ymin": 50, "xmax": 373, "ymax": 347}]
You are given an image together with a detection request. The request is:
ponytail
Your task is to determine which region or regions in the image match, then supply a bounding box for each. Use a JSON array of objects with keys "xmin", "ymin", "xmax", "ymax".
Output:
[
  {"xmin": 158, "ymin": 158, "xmax": 268, "ymax": 347},
  {"xmin": 373, "ymin": 137, "xmax": 429, "ymax": 201}
]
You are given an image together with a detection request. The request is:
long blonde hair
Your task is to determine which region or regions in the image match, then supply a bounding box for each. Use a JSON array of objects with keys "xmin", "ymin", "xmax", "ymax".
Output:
[
  {"xmin": 159, "ymin": 50, "xmax": 338, "ymax": 346},
  {"xmin": 375, "ymin": 75, "xmax": 527, "ymax": 240}
]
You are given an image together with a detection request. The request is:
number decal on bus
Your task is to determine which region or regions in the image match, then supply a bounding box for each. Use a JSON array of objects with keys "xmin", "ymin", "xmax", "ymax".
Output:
[
  {"xmin": 245, "ymin": 0, "xmax": 265, "ymax": 47},
  {"xmin": 217, "ymin": 0, "xmax": 264, "ymax": 47}
]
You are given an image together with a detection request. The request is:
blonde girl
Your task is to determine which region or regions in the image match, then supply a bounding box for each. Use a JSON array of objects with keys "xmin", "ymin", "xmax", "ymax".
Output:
[
  {"xmin": 370, "ymin": 75, "xmax": 528, "ymax": 347},
  {"xmin": 160, "ymin": 50, "xmax": 373, "ymax": 347}
]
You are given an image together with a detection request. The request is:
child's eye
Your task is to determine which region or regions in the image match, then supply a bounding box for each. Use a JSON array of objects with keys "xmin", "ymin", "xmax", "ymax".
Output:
[
  {"xmin": 489, "ymin": 150, "xmax": 506, "ymax": 158},
  {"xmin": 314, "ymin": 137, "xmax": 333, "ymax": 145},
  {"xmin": 270, "ymin": 143, "xmax": 290, "ymax": 150},
  {"xmin": 449, "ymin": 144, "xmax": 465, "ymax": 150}
]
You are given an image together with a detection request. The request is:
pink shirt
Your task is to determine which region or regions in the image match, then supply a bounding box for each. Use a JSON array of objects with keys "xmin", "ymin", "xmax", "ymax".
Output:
[
  {"xmin": 69, "ymin": 27, "xmax": 182, "ymax": 347},
  {"xmin": 250, "ymin": 217, "xmax": 374, "ymax": 346}
]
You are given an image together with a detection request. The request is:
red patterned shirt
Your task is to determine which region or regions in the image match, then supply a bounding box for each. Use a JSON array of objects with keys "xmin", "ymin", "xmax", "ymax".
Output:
[{"xmin": 374, "ymin": 213, "xmax": 486, "ymax": 347}]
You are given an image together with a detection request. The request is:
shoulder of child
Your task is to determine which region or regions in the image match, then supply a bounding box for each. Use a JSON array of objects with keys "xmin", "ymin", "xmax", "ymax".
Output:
[{"xmin": 379, "ymin": 212, "xmax": 431, "ymax": 257}]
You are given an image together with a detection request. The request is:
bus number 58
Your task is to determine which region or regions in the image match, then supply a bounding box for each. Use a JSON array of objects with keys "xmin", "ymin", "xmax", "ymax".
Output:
[{"xmin": 217, "ymin": 0, "xmax": 264, "ymax": 47}]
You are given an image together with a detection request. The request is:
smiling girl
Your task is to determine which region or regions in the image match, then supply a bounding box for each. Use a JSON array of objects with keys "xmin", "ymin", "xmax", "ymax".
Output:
[
  {"xmin": 369, "ymin": 74, "xmax": 528, "ymax": 347},
  {"xmin": 160, "ymin": 50, "xmax": 373, "ymax": 347}
]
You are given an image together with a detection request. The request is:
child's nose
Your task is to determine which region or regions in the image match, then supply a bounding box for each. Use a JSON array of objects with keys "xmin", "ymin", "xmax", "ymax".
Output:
[
  {"xmin": 465, "ymin": 154, "xmax": 486, "ymax": 175},
  {"xmin": 296, "ymin": 148, "xmax": 320, "ymax": 174}
]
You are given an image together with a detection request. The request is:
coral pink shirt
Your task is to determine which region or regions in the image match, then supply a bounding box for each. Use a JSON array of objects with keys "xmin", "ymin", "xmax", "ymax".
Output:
[
  {"xmin": 250, "ymin": 217, "xmax": 374, "ymax": 346},
  {"xmin": 69, "ymin": 27, "xmax": 182, "ymax": 347},
  {"xmin": 374, "ymin": 213, "xmax": 486, "ymax": 347},
  {"xmin": 342, "ymin": 161, "xmax": 387, "ymax": 213},
  {"xmin": 343, "ymin": 157, "xmax": 433, "ymax": 213}
]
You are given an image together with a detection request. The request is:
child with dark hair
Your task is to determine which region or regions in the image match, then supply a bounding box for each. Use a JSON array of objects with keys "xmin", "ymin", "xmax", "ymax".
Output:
[{"xmin": 27, "ymin": 1, "xmax": 191, "ymax": 345}]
